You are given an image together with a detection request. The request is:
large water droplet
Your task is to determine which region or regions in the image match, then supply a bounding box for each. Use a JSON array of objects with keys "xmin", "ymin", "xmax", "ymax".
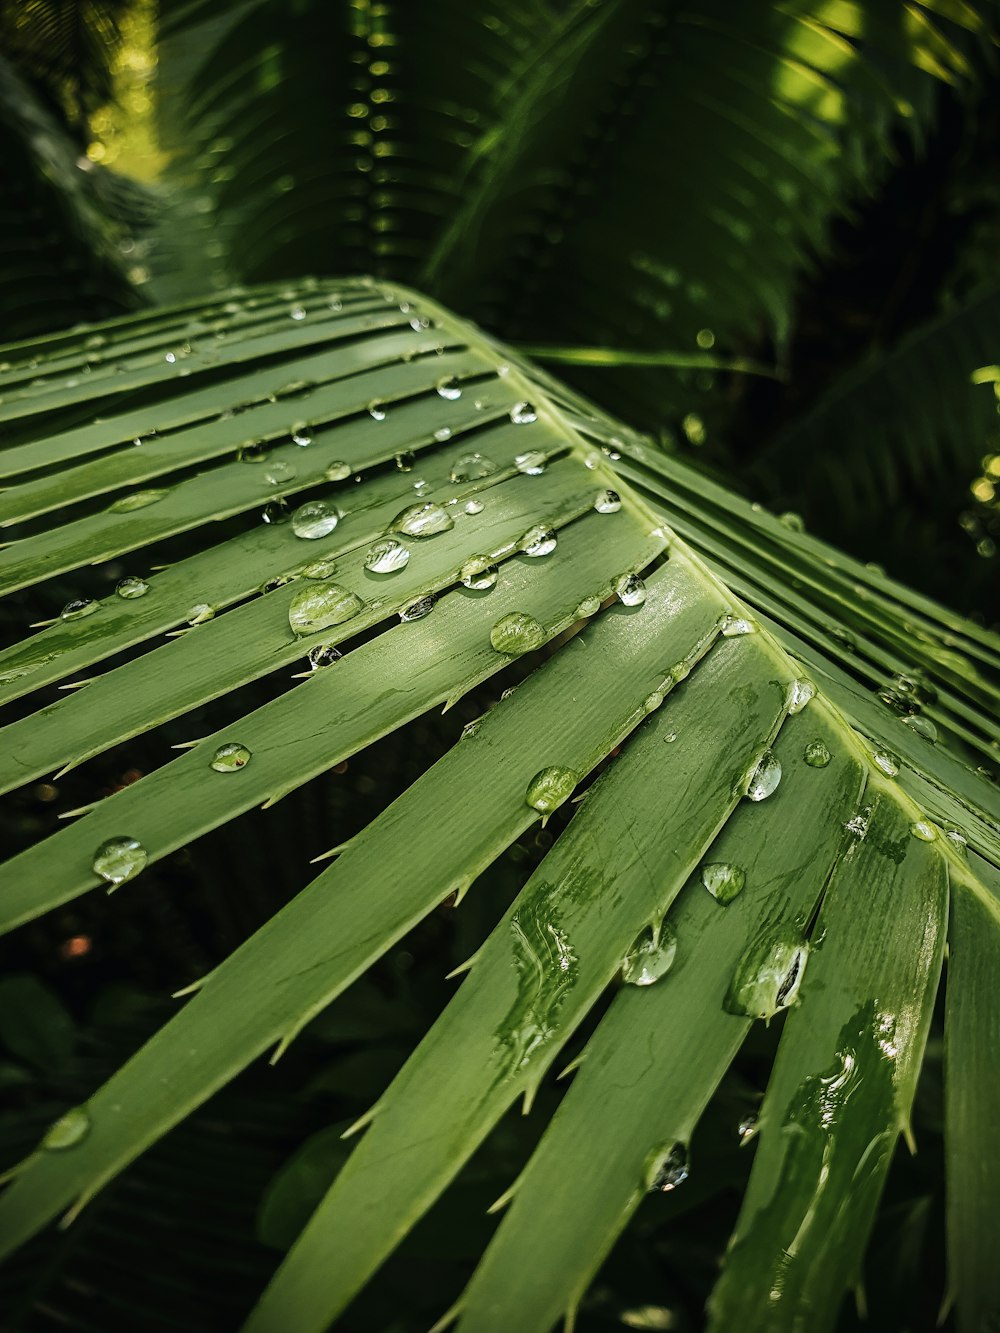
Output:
[
  {"xmin": 510, "ymin": 401, "xmax": 537, "ymax": 425},
  {"xmin": 701, "ymin": 862, "xmax": 747, "ymax": 905},
  {"xmin": 93, "ymin": 836, "xmax": 148, "ymax": 887},
  {"xmin": 292, "ymin": 500, "xmax": 339, "ymax": 539},
  {"xmin": 719, "ymin": 613, "xmax": 756, "ymax": 637},
  {"xmin": 786, "ymin": 679, "xmax": 815, "ymax": 714},
  {"xmin": 115, "ymin": 576, "xmax": 150, "ymax": 600},
  {"xmin": 804, "ymin": 740, "xmax": 831, "ymax": 768},
  {"xmin": 288, "ymin": 583, "xmax": 364, "ymax": 635},
  {"xmin": 290, "ymin": 422, "xmax": 312, "ymax": 446},
  {"xmin": 400, "ymin": 594, "xmax": 436, "ymax": 622},
  {"xmin": 515, "ymin": 450, "xmax": 546, "ymax": 476},
  {"xmin": 365, "ymin": 537, "xmax": 410, "ymax": 573},
  {"xmin": 872, "ymin": 749, "xmax": 900, "ymax": 777},
  {"xmin": 525, "ymin": 766, "xmax": 578, "ymax": 815},
  {"xmin": 902, "ymin": 715, "xmax": 938, "ymax": 742},
  {"xmin": 61, "ymin": 598, "xmax": 97, "ymax": 621},
  {"xmin": 460, "ymin": 555, "xmax": 498, "ymax": 590},
  {"xmin": 390, "ymin": 501, "xmax": 454, "ymax": 538},
  {"xmin": 109, "ymin": 489, "xmax": 169, "ymax": 513},
  {"xmin": 433, "ymin": 425, "xmax": 452, "ymax": 442},
  {"xmin": 450, "ymin": 452, "xmax": 498, "ymax": 483},
  {"xmin": 464, "ymin": 498, "xmax": 485, "ymax": 515},
  {"xmin": 574, "ymin": 595, "xmax": 602, "ymax": 618},
  {"xmin": 210, "ymin": 742, "xmax": 251, "ymax": 773},
  {"xmin": 367, "ymin": 400, "xmax": 387, "ymax": 421},
  {"xmin": 594, "ymin": 489, "xmax": 622, "ymax": 514},
  {"xmin": 725, "ymin": 930, "xmax": 809, "ymax": 1019},
  {"xmin": 325, "ymin": 460, "xmax": 352, "ymax": 482},
  {"xmin": 43, "ymin": 1107, "xmax": 91, "ymax": 1151},
  {"xmin": 744, "ymin": 751, "xmax": 781, "ymax": 801},
  {"xmin": 308, "ymin": 643, "xmax": 342, "ymax": 669},
  {"xmin": 519, "ymin": 524, "xmax": 557, "ymax": 557},
  {"xmin": 616, "ymin": 574, "xmax": 646, "ymax": 607},
  {"xmin": 622, "ymin": 924, "xmax": 677, "ymax": 986},
  {"xmin": 644, "ymin": 1142, "xmax": 689, "ymax": 1192},
  {"xmin": 491, "ymin": 612, "xmax": 546, "ymax": 655},
  {"xmin": 264, "ymin": 460, "xmax": 296, "ymax": 486},
  {"xmin": 436, "ymin": 375, "xmax": 462, "ymax": 400},
  {"xmin": 910, "ymin": 819, "xmax": 937, "ymax": 842}
]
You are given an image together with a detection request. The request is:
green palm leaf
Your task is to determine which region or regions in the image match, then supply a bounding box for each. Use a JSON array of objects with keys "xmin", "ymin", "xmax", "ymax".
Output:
[{"xmin": 0, "ymin": 282, "xmax": 998, "ymax": 1333}]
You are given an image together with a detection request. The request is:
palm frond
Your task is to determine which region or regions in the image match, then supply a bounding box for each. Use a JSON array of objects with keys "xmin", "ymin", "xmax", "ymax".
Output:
[{"xmin": 0, "ymin": 282, "xmax": 997, "ymax": 1333}]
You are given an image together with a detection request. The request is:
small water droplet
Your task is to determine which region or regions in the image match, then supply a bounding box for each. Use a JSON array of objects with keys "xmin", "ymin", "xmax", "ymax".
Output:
[
  {"xmin": 525, "ymin": 766, "xmax": 578, "ymax": 815},
  {"xmin": 460, "ymin": 555, "xmax": 498, "ymax": 590},
  {"xmin": 510, "ymin": 401, "xmax": 537, "ymax": 425},
  {"xmin": 574, "ymin": 595, "xmax": 602, "ymax": 618},
  {"xmin": 786, "ymin": 679, "xmax": 815, "ymax": 713},
  {"xmin": 436, "ymin": 375, "xmax": 462, "ymax": 400},
  {"xmin": 291, "ymin": 500, "xmax": 339, "ymax": 540},
  {"xmin": 115, "ymin": 576, "xmax": 150, "ymax": 600},
  {"xmin": 264, "ymin": 460, "xmax": 296, "ymax": 486},
  {"xmin": 390, "ymin": 501, "xmax": 454, "ymax": 537},
  {"xmin": 519, "ymin": 524, "xmax": 557, "ymax": 557},
  {"xmin": 288, "ymin": 583, "xmax": 364, "ymax": 635},
  {"xmin": 325, "ymin": 460, "xmax": 352, "ymax": 482},
  {"xmin": 365, "ymin": 536, "xmax": 410, "ymax": 573},
  {"xmin": 744, "ymin": 751, "xmax": 781, "ymax": 801},
  {"xmin": 644, "ymin": 690, "xmax": 664, "ymax": 713},
  {"xmin": 262, "ymin": 499, "xmax": 290, "ymax": 524},
  {"xmin": 490, "ymin": 612, "xmax": 546, "ymax": 655},
  {"xmin": 186, "ymin": 603, "xmax": 215, "ymax": 626},
  {"xmin": 289, "ymin": 305, "xmax": 307, "ymax": 321},
  {"xmin": 109, "ymin": 489, "xmax": 169, "ymax": 513},
  {"xmin": 301, "ymin": 556, "xmax": 338, "ymax": 579},
  {"xmin": 644, "ymin": 1142, "xmax": 689, "ymax": 1192},
  {"xmin": 594, "ymin": 489, "xmax": 622, "ymax": 514},
  {"xmin": 780, "ymin": 511, "xmax": 805, "ymax": 532},
  {"xmin": 61, "ymin": 598, "xmax": 97, "ymax": 621},
  {"xmin": 701, "ymin": 862, "xmax": 747, "ymax": 905},
  {"xmin": 872, "ymin": 749, "xmax": 900, "ymax": 777},
  {"xmin": 719, "ymin": 614, "xmax": 756, "ymax": 637},
  {"xmin": 450, "ymin": 452, "xmax": 498, "ymax": 483},
  {"xmin": 725, "ymin": 930, "xmax": 809, "ymax": 1018},
  {"xmin": 210, "ymin": 742, "xmax": 251, "ymax": 772},
  {"xmin": 290, "ymin": 422, "xmax": 312, "ymax": 446},
  {"xmin": 464, "ymin": 498, "xmax": 485, "ymax": 515},
  {"xmin": 845, "ymin": 807, "xmax": 871, "ymax": 839},
  {"xmin": 260, "ymin": 574, "xmax": 291, "ymax": 594},
  {"xmin": 367, "ymin": 400, "xmax": 387, "ymax": 421},
  {"xmin": 945, "ymin": 828, "xmax": 968, "ymax": 851},
  {"xmin": 514, "ymin": 449, "xmax": 546, "ymax": 475},
  {"xmin": 308, "ymin": 643, "xmax": 342, "ymax": 669},
  {"xmin": 395, "ymin": 450, "xmax": 416, "ymax": 471},
  {"xmin": 622, "ymin": 924, "xmax": 677, "ymax": 986},
  {"xmin": 738, "ymin": 1113, "xmax": 759, "ymax": 1146},
  {"xmin": 400, "ymin": 594, "xmax": 436, "ymax": 621},
  {"xmin": 910, "ymin": 820, "xmax": 937, "ymax": 842},
  {"xmin": 43, "ymin": 1107, "xmax": 91, "ymax": 1151},
  {"xmin": 902, "ymin": 715, "xmax": 938, "ymax": 742},
  {"xmin": 93, "ymin": 836, "xmax": 147, "ymax": 887},
  {"xmin": 412, "ymin": 477, "xmax": 431, "ymax": 495},
  {"xmin": 616, "ymin": 574, "xmax": 647, "ymax": 607},
  {"xmin": 239, "ymin": 442, "xmax": 267, "ymax": 463},
  {"xmin": 804, "ymin": 740, "xmax": 831, "ymax": 767}
]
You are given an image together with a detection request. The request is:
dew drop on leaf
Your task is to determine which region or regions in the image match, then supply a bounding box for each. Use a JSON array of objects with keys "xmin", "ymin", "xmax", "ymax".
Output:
[
  {"xmin": 364, "ymin": 537, "xmax": 410, "ymax": 573},
  {"xmin": 264, "ymin": 460, "xmax": 296, "ymax": 486},
  {"xmin": 291, "ymin": 500, "xmax": 339, "ymax": 540},
  {"xmin": 308, "ymin": 644, "xmax": 342, "ymax": 669},
  {"xmin": 514, "ymin": 449, "xmax": 546, "ymax": 475},
  {"xmin": 390, "ymin": 501, "xmax": 454, "ymax": 537},
  {"xmin": 622, "ymin": 925, "xmax": 677, "ymax": 987},
  {"xmin": 43, "ymin": 1107, "xmax": 91, "ymax": 1151},
  {"xmin": 744, "ymin": 750, "xmax": 781, "ymax": 801},
  {"xmin": 187, "ymin": 603, "xmax": 215, "ymax": 625},
  {"xmin": 644, "ymin": 1142, "xmax": 689, "ymax": 1192},
  {"xmin": 262, "ymin": 499, "xmax": 289, "ymax": 525},
  {"xmin": 436, "ymin": 374, "xmax": 462, "ymax": 400},
  {"xmin": 301, "ymin": 556, "xmax": 338, "ymax": 579},
  {"xmin": 288, "ymin": 584, "xmax": 364, "ymax": 635},
  {"xmin": 700, "ymin": 862, "xmax": 747, "ymax": 905},
  {"xmin": 804, "ymin": 740, "xmax": 831, "ymax": 767},
  {"xmin": 464, "ymin": 498, "xmax": 485, "ymax": 515},
  {"xmin": 910, "ymin": 820, "xmax": 937, "ymax": 842},
  {"xmin": 616, "ymin": 574, "xmax": 646, "ymax": 607},
  {"xmin": 115, "ymin": 576, "xmax": 150, "ymax": 600},
  {"xmin": 902, "ymin": 714, "xmax": 938, "ymax": 742},
  {"xmin": 325, "ymin": 460, "xmax": 352, "ymax": 482},
  {"xmin": 574, "ymin": 595, "xmax": 602, "ymax": 619},
  {"xmin": 525, "ymin": 766, "xmax": 578, "ymax": 815},
  {"xmin": 594, "ymin": 488, "xmax": 622, "ymax": 513},
  {"xmin": 61, "ymin": 598, "xmax": 97, "ymax": 621},
  {"xmin": 785, "ymin": 678, "xmax": 815, "ymax": 713},
  {"xmin": 450, "ymin": 452, "xmax": 498, "ymax": 483},
  {"xmin": 872, "ymin": 749, "xmax": 900, "ymax": 777},
  {"xmin": 210, "ymin": 742, "xmax": 251, "ymax": 773},
  {"xmin": 460, "ymin": 556, "xmax": 498, "ymax": 590},
  {"xmin": 400, "ymin": 594, "xmax": 436, "ymax": 622},
  {"xmin": 519, "ymin": 524, "xmax": 557, "ymax": 557},
  {"xmin": 725, "ymin": 930, "xmax": 808, "ymax": 1019},
  {"xmin": 290, "ymin": 422, "xmax": 312, "ymax": 446},
  {"xmin": 510, "ymin": 401, "xmax": 537, "ymax": 425},
  {"xmin": 367, "ymin": 400, "xmax": 386, "ymax": 421},
  {"xmin": 109, "ymin": 489, "xmax": 169, "ymax": 513},
  {"xmin": 490, "ymin": 612, "xmax": 546, "ymax": 655},
  {"xmin": 719, "ymin": 613, "xmax": 756, "ymax": 637},
  {"xmin": 92, "ymin": 836, "xmax": 147, "ymax": 887}
]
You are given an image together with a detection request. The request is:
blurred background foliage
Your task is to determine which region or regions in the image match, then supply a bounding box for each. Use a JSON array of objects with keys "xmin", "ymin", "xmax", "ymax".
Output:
[{"xmin": 0, "ymin": 2, "xmax": 997, "ymax": 1329}]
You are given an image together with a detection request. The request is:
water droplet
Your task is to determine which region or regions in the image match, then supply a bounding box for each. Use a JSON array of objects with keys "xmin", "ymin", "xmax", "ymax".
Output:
[
  {"xmin": 390, "ymin": 501, "xmax": 454, "ymax": 537},
  {"xmin": 622, "ymin": 924, "xmax": 677, "ymax": 986},
  {"xmin": 725, "ymin": 930, "xmax": 809, "ymax": 1019},
  {"xmin": 365, "ymin": 536, "xmax": 410, "ymax": 573},
  {"xmin": 872, "ymin": 749, "xmax": 900, "ymax": 777},
  {"xmin": 264, "ymin": 460, "xmax": 296, "ymax": 486},
  {"xmin": 92, "ymin": 836, "xmax": 148, "ymax": 887},
  {"xmin": 61, "ymin": 598, "xmax": 97, "ymax": 621},
  {"xmin": 786, "ymin": 679, "xmax": 815, "ymax": 713},
  {"xmin": 412, "ymin": 477, "xmax": 431, "ymax": 495},
  {"xmin": 804, "ymin": 740, "xmax": 831, "ymax": 767},
  {"xmin": 288, "ymin": 584, "xmax": 364, "ymax": 635},
  {"xmin": 594, "ymin": 489, "xmax": 622, "ymax": 514},
  {"xmin": 290, "ymin": 422, "xmax": 312, "ymax": 446},
  {"xmin": 187, "ymin": 603, "xmax": 215, "ymax": 625},
  {"xmin": 400, "ymin": 594, "xmax": 436, "ymax": 622},
  {"xmin": 910, "ymin": 820, "xmax": 937, "ymax": 842},
  {"xmin": 262, "ymin": 499, "xmax": 290, "ymax": 524},
  {"xmin": 291, "ymin": 500, "xmax": 339, "ymax": 540},
  {"xmin": 395, "ymin": 450, "xmax": 416, "ymax": 471},
  {"xmin": 450, "ymin": 452, "xmax": 498, "ymax": 483},
  {"xmin": 210, "ymin": 742, "xmax": 251, "ymax": 772},
  {"xmin": 367, "ymin": 400, "xmax": 387, "ymax": 421},
  {"xmin": 738, "ymin": 1113, "xmax": 759, "ymax": 1146},
  {"xmin": 644, "ymin": 1142, "xmax": 689, "ymax": 1192},
  {"xmin": 491, "ymin": 612, "xmax": 546, "ymax": 655},
  {"xmin": 436, "ymin": 375, "xmax": 462, "ymax": 400},
  {"xmin": 239, "ymin": 442, "xmax": 267, "ymax": 463},
  {"xmin": 780, "ymin": 511, "xmax": 805, "ymax": 532},
  {"xmin": 43, "ymin": 1107, "xmax": 91, "ymax": 1151},
  {"xmin": 519, "ymin": 524, "xmax": 557, "ymax": 557},
  {"xmin": 701, "ymin": 862, "xmax": 747, "ymax": 905},
  {"xmin": 845, "ymin": 807, "xmax": 870, "ymax": 839},
  {"xmin": 719, "ymin": 614, "xmax": 756, "ymax": 637},
  {"xmin": 109, "ymin": 489, "xmax": 169, "ymax": 513},
  {"xmin": 260, "ymin": 575, "xmax": 291, "ymax": 594},
  {"xmin": 525, "ymin": 766, "xmax": 578, "ymax": 815},
  {"xmin": 290, "ymin": 305, "xmax": 307, "ymax": 321},
  {"xmin": 308, "ymin": 644, "xmax": 342, "ymax": 669},
  {"xmin": 325, "ymin": 460, "xmax": 352, "ymax": 482},
  {"xmin": 433, "ymin": 425, "xmax": 453, "ymax": 443},
  {"xmin": 574, "ymin": 595, "xmax": 602, "ymax": 618},
  {"xmin": 945, "ymin": 828, "xmax": 968, "ymax": 851},
  {"xmin": 301, "ymin": 556, "xmax": 338, "ymax": 579},
  {"xmin": 510, "ymin": 401, "xmax": 537, "ymax": 425},
  {"xmin": 644, "ymin": 690, "xmax": 664, "ymax": 713},
  {"xmin": 514, "ymin": 449, "xmax": 546, "ymax": 475},
  {"xmin": 115, "ymin": 576, "xmax": 150, "ymax": 600},
  {"xmin": 616, "ymin": 574, "xmax": 647, "ymax": 607},
  {"xmin": 464, "ymin": 498, "xmax": 485, "ymax": 515},
  {"xmin": 902, "ymin": 715, "xmax": 938, "ymax": 742},
  {"xmin": 460, "ymin": 555, "xmax": 498, "ymax": 590},
  {"xmin": 744, "ymin": 751, "xmax": 781, "ymax": 801}
]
